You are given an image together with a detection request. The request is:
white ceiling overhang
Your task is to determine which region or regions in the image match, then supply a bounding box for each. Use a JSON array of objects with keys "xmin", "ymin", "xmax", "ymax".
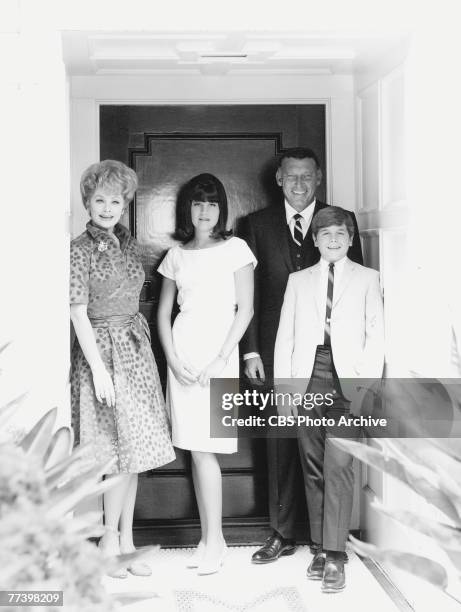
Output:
[{"xmin": 62, "ymin": 30, "xmax": 410, "ymax": 76}]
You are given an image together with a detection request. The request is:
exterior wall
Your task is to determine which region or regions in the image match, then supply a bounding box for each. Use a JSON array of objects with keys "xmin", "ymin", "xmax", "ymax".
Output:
[
  {"xmin": 355, "ymin": 30, "xmax": 461, "ymax": 609},
  {"xmin": 0, "ymin": 14, "xmax": 70, "ymax": 431}
]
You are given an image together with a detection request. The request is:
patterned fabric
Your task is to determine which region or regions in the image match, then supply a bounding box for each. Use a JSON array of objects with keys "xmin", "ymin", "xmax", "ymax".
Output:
[
  {"xmin": 70, "ymin": 222, "xmax": 175, "ymax": 474},
  {"xmin": 292, "ymin": 213, "xmax": 304, "ymax": 247},
  {"xmin": 324, "ymin": 262, "xmax": 334, "ymax": 346},
  {"xmin": 174, "ymin": 587, "xmax": 308, "ymax": 611}
]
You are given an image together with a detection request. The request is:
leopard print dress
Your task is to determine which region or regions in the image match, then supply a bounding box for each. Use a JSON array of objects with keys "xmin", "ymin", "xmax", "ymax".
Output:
[{"xmin": 70, "ymin": 221, "xmax": 175, "ymax": 473}]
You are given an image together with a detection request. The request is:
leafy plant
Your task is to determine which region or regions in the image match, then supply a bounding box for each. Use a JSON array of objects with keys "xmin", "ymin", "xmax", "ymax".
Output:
[
  {"xmin": 333, "ymin": 378, "xmax": 461, "ymax": 605},
  {"xmin": 0, "ymin": 342, "xmax": 157, "ymax": 611}
]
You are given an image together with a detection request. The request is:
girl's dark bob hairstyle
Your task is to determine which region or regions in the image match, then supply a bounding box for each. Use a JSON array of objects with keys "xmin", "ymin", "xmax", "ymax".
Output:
[{"xmin": 173, "ymin": 173, "xmax": 232, "ymax": 243}]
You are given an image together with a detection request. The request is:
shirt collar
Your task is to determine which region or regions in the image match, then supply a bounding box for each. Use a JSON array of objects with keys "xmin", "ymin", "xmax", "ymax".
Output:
[
  {"xmin": 86, "ymin": 221, "xmax": 131, "ymax": 252},
  {"xmin": 319, "ymin": 255, "xmax": 348, "ymax": 273},
  {"xmin": 284, "ymin": 199, "xmax": 316, "ymax": 225}
]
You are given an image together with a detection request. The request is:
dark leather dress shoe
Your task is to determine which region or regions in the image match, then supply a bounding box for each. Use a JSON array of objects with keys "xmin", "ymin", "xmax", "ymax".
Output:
[
  {"xmin": 321, "ymin": 557, "xmax": 346, "ymax": 593},
  {"xmin": 309, "ymin": 543, "xmax": 348, "ymax": 563},
  {"xmin": 306, "ymin": 551, "xmax": 325, "ymax": 580},
  {"xmin": 251, "ymin": 533, "xmax": 296, "ymax": 564}
]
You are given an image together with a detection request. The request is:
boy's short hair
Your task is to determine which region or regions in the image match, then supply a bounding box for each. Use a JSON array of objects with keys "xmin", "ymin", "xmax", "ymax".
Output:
[{"xmin": 311, "ymin": 206, "xmax": 355, "ymax": 238}]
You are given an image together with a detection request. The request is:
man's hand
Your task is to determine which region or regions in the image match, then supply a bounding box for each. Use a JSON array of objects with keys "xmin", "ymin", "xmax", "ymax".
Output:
[{"xmin": 244, "ymin": 356, "xmax": 265, "ymax": 384}]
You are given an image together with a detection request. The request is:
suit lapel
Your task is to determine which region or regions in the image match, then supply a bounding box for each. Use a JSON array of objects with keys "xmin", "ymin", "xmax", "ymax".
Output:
[
  {"xmin": 333, "ymin": 258, "xmax": 355, "ymax": 307},
  {"xmin": 308, "ymin": 263, "xmax": 324, "ymax": 318},
  {"xmin": 270, "ymin": 204, "xmax": 293, "ymax": 273},
  {"xmin": 303, "ymin": 201, "xmax": 327, "ymax": 266}
]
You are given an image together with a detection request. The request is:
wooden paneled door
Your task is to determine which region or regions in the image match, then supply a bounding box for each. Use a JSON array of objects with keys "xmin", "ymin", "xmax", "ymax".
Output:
[{"xmin": 100, "ymin": 104, "xmax": 326, "ymax": 545}]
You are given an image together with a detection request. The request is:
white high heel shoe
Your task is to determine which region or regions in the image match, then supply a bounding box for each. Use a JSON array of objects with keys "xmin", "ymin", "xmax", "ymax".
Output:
[
  {"xmin": 197, "ymin": 543, "xmax": 228, "ymax": 576},
  {"xmin": 186, "ymin": 540, "xmax": 206, "ymax": 569}
]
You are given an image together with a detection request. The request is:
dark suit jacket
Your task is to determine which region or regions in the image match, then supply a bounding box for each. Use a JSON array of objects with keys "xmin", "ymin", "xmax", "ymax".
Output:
[{"xmin": 239, "ymin": 200, "xmax": 363, "ymax": 378}]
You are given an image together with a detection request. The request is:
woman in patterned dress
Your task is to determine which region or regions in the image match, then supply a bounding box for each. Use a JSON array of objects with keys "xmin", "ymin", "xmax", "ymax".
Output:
[
  {"xmin": 157, "ymin": 174, "xmax": 256, "ymax": 575},
  {"xmin": 70, "ymin": 160, "xmax": 175, "ymax": 578}
]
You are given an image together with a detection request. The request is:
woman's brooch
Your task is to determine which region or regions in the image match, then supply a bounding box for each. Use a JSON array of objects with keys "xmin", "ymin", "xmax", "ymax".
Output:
[{"xmin": 98, "ymin": 241, "xmax": 108, "ymax": 252}]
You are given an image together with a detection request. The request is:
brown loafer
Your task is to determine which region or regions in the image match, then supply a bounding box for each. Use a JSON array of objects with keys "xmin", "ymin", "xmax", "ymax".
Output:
[
  {"xmin": 306, "ymin": 551, "xmax": 326, "ymax": 580},
  {"xmin": 322, "ymin": 557, "xmax": 345, "ymax": 593},
  {"xmin": 251, "ymin": 532, "xmax": 296, "ymax": 564}
]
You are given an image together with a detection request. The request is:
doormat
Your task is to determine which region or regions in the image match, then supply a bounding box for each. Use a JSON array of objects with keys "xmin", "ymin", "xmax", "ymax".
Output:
[{"xmin": 174, "ymin": 586, "xmax": 308, "ymax": 612}]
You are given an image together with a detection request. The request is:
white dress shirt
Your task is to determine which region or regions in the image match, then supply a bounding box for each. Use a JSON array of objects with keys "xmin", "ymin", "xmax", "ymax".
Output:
[{"xmin": 285, "ymin": 199, "xmax": 316, "ymax": 241}]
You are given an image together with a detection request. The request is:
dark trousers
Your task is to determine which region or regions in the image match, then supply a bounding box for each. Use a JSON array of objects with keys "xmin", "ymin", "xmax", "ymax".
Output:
[
  {"xmin": 297, "ymin": 345, "xmax": 358, "ymax": 552},
  {"xmin": 267, "ymin": 437, "xmax": 300, "ymax": 539},
  {"xmin": 262, "ymin": 364, "xmax": 303, "ymax": 540}
]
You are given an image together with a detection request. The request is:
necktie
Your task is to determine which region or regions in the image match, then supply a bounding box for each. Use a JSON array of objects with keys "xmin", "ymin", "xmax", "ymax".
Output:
[
  {"xmin": 292, "ymin": 213, "xmax": 303, "ymax": 246},
  {"xmin": 324, "ymin": 263, "xmax": 335, "ymax": 346}
]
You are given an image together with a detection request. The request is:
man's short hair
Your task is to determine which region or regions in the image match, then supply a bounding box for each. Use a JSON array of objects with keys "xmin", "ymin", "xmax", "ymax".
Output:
[
  {"xmin": 277, "ymin": 147, "xmax": 320, "ymax": 170},
  {"xmin": 311, "ymin": 206, "xmax": 355, "ymax": 238}
]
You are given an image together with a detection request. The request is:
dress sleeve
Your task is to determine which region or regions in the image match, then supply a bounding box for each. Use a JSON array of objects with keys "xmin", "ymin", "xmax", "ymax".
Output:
[
  {"xmin": 231, "ymin": 237, "xmax": 257, "ymax": 272},
  {"xmin": 157, "ymin": 247, "xmax": 177, "ymax": 280},
  {"xmin": 70, "ymin": 241, "xmax": 90, "ymax": 305}
]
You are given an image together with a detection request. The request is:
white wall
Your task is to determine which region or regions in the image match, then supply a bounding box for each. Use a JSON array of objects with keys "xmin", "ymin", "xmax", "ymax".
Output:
[
  {"xmin": 69, "ymin": 74, "xmax": 356, "ymax": 237},
  {"xmin": 1, "ymin": 13, "xmax": 71, "ymax": 433},
  {"xmin": 355, "ymin": 28, "xmax": 461, "ymax": 610}
]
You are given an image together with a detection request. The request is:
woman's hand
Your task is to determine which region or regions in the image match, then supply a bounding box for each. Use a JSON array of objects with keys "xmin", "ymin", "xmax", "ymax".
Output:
[
  {"xmin": 92, "ymin": 364, "xmax": 116, "ymax": 407},
  {"xmin": 198, "ymin": 356, "xmax": 226, "ymax": 387},
  {"xmin": 170, "ymin": 357, "xmax": 198, "ymax": 386}
]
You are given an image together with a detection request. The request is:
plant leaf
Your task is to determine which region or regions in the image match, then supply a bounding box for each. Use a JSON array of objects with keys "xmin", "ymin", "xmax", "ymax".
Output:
[
  {"xmin": 47, "ymin": 468, "xmax": 122, "ymax": 518},
  {"xmin": 113, "ymin": 592, "xmax": 160, "ymax": 606},
  {"xmin": 0, "ymin": 392, "xmax": 28, "ymax": 426},
  {"xmin": 372, "ymin": 500, "xmax": 461, "ymax": 550},
  {"xmin": 45, "ymin": 443, "xmax": 94, "ymax": 487},
  {"xmin": 49, "ymin": 457, "xmax": 115, "ymax": 504},
  {"xmin": 332, "ymin": 438, "xmax": 460, "ymax": 523},
  {"xmin": 349, "ymin": 534, "xmax": 449, "ymax": 590},
  {"xmin": 44, "ymin": 427, "xmax": 73, "ymax": 469},
  {"xmin": 65, "ymin": 511, "xmax": 104, "ymax": 535},
  {"xmin": 19, "ymin": 407, "xmax": 57, "ymax": 459}
]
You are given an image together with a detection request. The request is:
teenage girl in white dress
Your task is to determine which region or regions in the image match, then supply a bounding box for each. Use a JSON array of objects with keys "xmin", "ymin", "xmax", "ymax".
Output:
[{"xmin": 157, "ymin": 173, "xmax": 256, "ymax": 575}]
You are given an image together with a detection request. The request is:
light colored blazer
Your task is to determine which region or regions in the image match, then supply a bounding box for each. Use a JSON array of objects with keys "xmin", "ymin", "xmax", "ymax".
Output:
[{"xmin": 274, "ymin": 258, "xmax": 384, "ymax": 381}]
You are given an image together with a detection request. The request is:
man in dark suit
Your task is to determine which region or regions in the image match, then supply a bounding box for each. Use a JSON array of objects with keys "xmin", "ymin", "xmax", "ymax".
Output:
[{"xmin": 240, "ymin": 147, "xmax": 363, "ymax": 563}]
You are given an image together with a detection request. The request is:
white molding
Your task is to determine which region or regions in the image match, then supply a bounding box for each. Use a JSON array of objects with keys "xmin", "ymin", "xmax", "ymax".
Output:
[
  {"xmin": 324, "ymin": 97, "xmax": 333, "ymax": 206},
  {"xmin": 93, "ymin": 97, "xmax": 332, "ymax": 105},
  {"xmin": 377, "ymin": 79, "xmax": 384, "ymax": 212},
  {"xmin": 356, "ymin": 95, "xmax": 364, "ymax": 211},
  {"xmin": 380, "ymin": 64, "xmax": 406, "ymax": 210},
  {"xmin": 356, "ymin": 81, "xmax": 380, "ymax": 213}
]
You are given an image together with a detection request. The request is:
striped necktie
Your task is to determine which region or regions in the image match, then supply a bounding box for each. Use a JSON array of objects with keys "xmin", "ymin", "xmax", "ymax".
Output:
[
  {"xmin": 324, "ymin": 262, "xmax": 335, "ymax": 346},
  {"xmin": 292, "ymin": 213, "xmax": 304, "ymax": 246}
]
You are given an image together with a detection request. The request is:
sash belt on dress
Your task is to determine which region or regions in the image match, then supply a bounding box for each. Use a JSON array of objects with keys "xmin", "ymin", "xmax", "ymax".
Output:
[{"xmin": 89, "ymin": 312, "xmax": 151, "ymax": 350}]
